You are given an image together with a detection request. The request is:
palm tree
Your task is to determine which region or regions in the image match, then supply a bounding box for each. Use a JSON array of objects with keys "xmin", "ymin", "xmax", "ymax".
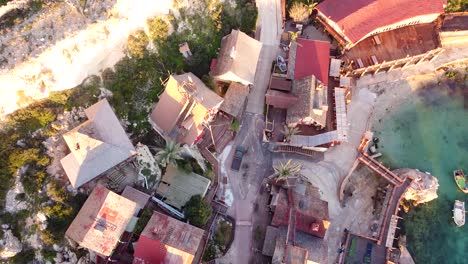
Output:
[
  {"xmin": 155, "ymin": 139, "xmax": 182, "ymax": 167},
  {"xmin": 281, "ymin": 124, "xmax": 301, "ymax": 142},
  {"xmin": 289, "ymin": 2, "xmax": 309, "ymax": 24},
  {"xmin": 288, "ymin": 30, "xmax": 302, "ymax": 46},
  {"xmin": 306, "ymin": 0, "xmax": 318, "ymax": 13},
  {"xmin": 273, "ymin": 159, "xmax": 302, "ymax": 185}
]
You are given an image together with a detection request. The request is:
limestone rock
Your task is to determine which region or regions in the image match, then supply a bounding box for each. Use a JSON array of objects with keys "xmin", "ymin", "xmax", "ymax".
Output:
[
  {"xmin": 135, "ymin": 143, "xmax": 161, "ymax": 189},
  {"xmin": 5, "ymin": 169, "xmax": 28, "ymax": 213},
  {"xmin": 399, "ymin": 245, "xmax": 416, "ymax": 264},
  {"xmin": 77, "ymin": 252, "xmax": 92, "ymax": 264},
  {"xmin": 0, "ymin": 230, "xmax": 23, "ymax": 259},
  {"xmin": 395, "ymin": 169, "xmax": 439, "ymax": 205}
]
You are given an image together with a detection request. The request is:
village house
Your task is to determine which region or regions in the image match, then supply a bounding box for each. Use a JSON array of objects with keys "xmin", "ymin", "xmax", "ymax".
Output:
[
  {"xmin": 266, "ymin": 39, "xmax": 330, "ymax": 128},
  {"xmin": 314, "ymin": 0, "xmax": 447, "ymax": 72},
  {"xmin": 156, "ymin": 164, "xmax": 211, "ymax": 210},
  {"xmin": 133, "ymin": 211, "xmax": 204, "ymax": 264},
  {"xmin": 262, "ymin": 179, "xmax": 330, "ymax": 263},
  {"xmin": 315, "ymin": 0, "xmax": 446, "ymax": 49},
  {"xmin": 219, "ymin": 82, "xmax": 249, "ymax": 120},
  {"xmin": 60, "ymin": 99, "xmax": 136, "ymax": 188},
  {"xmin": 211, "ymin": 29, "xmax": 262, "ymax": 86},
  {"xmin": 65, "ymin": 185, "xmax": 140, "ymax": 257},
  {"xmin": 149, "ymin": 73, "xmax": 224, "ymax": 146}
]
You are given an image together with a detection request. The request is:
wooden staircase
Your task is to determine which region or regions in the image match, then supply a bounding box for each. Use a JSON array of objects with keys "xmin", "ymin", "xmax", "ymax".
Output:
[{"xmin": 272, "ymin": 144, "xmax": 324, "ymax": 159}]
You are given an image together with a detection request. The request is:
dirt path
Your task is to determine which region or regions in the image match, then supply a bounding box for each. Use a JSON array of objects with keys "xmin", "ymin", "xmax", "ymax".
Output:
[{"xmin": 216, "ymin": 0, "xmax": 282, "ymax": 263}]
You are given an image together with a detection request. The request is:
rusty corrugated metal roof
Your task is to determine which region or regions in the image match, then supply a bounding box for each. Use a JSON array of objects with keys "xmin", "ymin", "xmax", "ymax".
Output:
[{"xmin": 65, "ymin": 185, "xmax": 138, "ymax": 256}]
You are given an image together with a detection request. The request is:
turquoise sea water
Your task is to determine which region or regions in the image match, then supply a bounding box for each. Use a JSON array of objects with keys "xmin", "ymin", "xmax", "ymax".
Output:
[{"xmin": 372, "ymin": 83, "xmax": 468, "ymax": 263}]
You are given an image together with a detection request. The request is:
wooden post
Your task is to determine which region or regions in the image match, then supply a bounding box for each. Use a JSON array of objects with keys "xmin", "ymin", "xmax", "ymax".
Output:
[
  {"xmin": 360, "ymin": 67, "xmax": 369, "ymax": 77},
  {"xmin": 388, "ymin": 59, "xmax": 400, "ymax": 72},
  {"xmin": 416, "ymin": 50, "xmax": 432, "ymax": 65},
  {"xmin": 429, "ymin": 48, "xmax": 443, "ymax": 62},
  {"xmin": 374, "ymin": 61, "xmax": 386, "ymax": 74},
  {"xmin": 402, "ymin": 56, "xmax": 414, "ymax": 69}
]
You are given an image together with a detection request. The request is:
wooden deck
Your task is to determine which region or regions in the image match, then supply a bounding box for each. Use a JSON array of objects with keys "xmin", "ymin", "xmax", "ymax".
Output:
[
  {"xmin": 342, "ymin": 23, "xmax": 440, "ymax": 69},
  {"xmin": 358, "ymin": 154, "xmax": 404, "ymax": 186}
]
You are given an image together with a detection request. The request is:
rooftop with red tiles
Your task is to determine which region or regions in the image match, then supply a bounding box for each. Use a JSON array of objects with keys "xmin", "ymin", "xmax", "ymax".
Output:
[
  {"xmin": 289, "ymin": 39, "xmax": 330, "ymax": 86},
  {"xmin": 316, "ymin": 0, "xmax": 446, "ymax": 45},
  {"xmin": 133, "ymin": 211, "xmax": 204, "ymax": 264}
]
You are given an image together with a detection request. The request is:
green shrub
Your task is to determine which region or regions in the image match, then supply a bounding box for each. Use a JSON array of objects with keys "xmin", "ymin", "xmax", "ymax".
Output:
[
  {"xmin": 42, "ymin": 203, "xmax": 73, "ymax": 219},
  {"xmin": 203, "ymin": 167, "xmax": 215, "ymax": 181},
  {"xmin": 0, "ymin": 0, "xmax": 13, "ymax": 6},
  {"xmin": 127, "ymin": 30, "xmax": 149, "ymax": 59},
  {"xmin": 202, "ymin": 241, "xmax": 216, "ymax": 261},
  {"xmin": 6, "ymin": 105, "xmax": 56, "ymax": 135},
  {"xmin": 202, "ymin": 75, "xmax": 217, "ymax": 91},
  {"xmin": 184, "ymin": 195, "xmax": 212, "ymax": 228},
  {"xmin": 231, "ymin": 120, "xmax": 240, "ymax": 132},
  {"xmin": 42, "ymin": 249, "xmax": 57, "ymax": 262},
  {"xmin": 445, "ymin": 71, "xmax": 457, "ymax": 79},
  {"xmin": 0, "ymin": 210, "xmax": 29, "ymax": 240},
  {"xmin": 214, "ymin": 220, "xmax": 232, "ymax": 250},
  {"xmin": 446, "ymin": 0, "xmax": 468, "ymax": 12},
  {"xmin": 134, "ymin": 208, "xmax": 153, "ymax": 236},
  {"xmin": 40, "ymin": 229, "xmax": 59, "ymax": 246},
  {"xmin": 147, "ymin": 17, "xmax": 169, "ymax": 41},
  {"xmin": 41, "ymin": 193, "xmax": 87, "ymax": 245},
  {"xmin": 47, "ymin": 180, "xmax": 70, "ymax": 203},
  {"xmin": 11, "ymin": 249, "xmax": 35, "ymax": 264}
]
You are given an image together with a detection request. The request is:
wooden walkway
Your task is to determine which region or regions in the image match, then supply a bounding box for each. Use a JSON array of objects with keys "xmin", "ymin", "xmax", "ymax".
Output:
[
  {"xmin": 272, "ymin": 144, "xmax": 325, "ymax": 160},
  {"xmin": 358, "ymin": 154, "xmax": 404, "ymax": 186},
  {"xmin": 286, "ymin": 189, "xmax": 296, "ymax": 245}
]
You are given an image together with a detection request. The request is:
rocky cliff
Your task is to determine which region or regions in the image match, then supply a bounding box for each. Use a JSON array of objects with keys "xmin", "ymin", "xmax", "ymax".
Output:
[
  {"xmin": 0, "ymin": 0, "xmax": 173, "ymax": 116},
  {"xmin": 0, "ymin": 229, "xmax": 22, "ymax": 259},
  {"xmin": 395, "ymin": 168, "xmax": 439, "ymax": 205}
]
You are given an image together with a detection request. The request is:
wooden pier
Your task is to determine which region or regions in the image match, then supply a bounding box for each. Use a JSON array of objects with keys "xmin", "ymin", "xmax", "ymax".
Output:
[{"xmin": 358, "ymin": 153, "xmax": 404, "ymax": 186}]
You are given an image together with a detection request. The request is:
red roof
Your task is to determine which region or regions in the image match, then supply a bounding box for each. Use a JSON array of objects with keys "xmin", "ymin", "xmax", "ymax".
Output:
[
  {"xmin": 133, "ymin": 235, "xmax": 166, "ymax": 264},
  {"xmin": 316, "ymin": 0, "xmax": 446, "ymax": 44},
  {"xmin": 293, "ymin": 39, "xmax": 330, "ymax": 86},
  {"xmin": 295, "ymin": 212, "xmax": 327, "ymax": 238},
  {"xmin": 270, "ymin": 76, "xmax": 292, "ymax": 92}
]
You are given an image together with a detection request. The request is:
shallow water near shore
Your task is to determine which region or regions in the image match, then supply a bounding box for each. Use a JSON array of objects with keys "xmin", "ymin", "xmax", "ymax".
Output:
[{"xmin": 372, "ymin": 82, "xmax": 468, "ymax": 263}]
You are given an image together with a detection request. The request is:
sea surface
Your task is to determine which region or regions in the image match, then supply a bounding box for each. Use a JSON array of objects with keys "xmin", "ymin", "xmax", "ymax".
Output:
[{"xmin": 372, "ymin": 82, "xmax": 468, "ymax": 264}]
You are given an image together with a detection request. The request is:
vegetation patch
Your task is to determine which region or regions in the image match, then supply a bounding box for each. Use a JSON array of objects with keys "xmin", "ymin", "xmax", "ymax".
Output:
[
  {"xmin": 446, "ymin": 0, "xmax": 468, "ymax": 12},
  {"xmin": 133, "ymin": 207, "xmax": 153, "ymax": 236},
  {"xmin": 213, "ymin": 219, "xmax": 233, "ymax": 252},
  {"xmin": 184, "ymin": 195, "xmax": 212, "ymax": 228},
  {"xmin": 202, "ymin": 217, "xmax": 234, "ymax": 261},
  {"xmin": 0, "ymin": 0, "xmax": 259, "ymax": 261}
]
